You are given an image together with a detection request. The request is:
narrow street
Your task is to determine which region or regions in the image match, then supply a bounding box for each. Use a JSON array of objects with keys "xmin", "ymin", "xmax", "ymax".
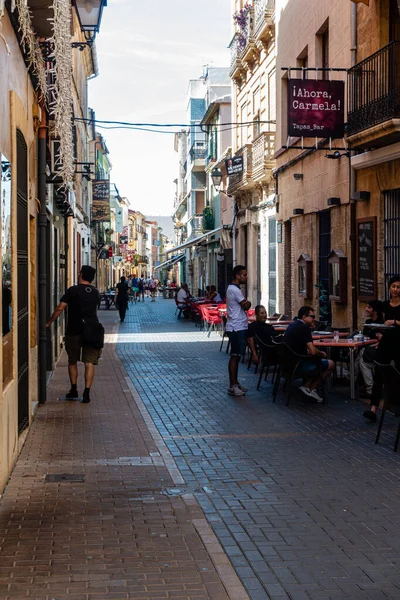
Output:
[{"xmin": 1, "ymin": 299, "xmax": 400, "ymax": 600}]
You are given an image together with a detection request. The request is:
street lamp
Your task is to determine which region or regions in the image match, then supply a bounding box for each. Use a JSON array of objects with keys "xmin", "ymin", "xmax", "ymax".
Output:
[
  {"xmin": 74, "ymin": 0, "xmax": 107, "ymax": 37},
  {"xmin": 211, "ymin": 168, "xmax": 223, "ymax": 190}
]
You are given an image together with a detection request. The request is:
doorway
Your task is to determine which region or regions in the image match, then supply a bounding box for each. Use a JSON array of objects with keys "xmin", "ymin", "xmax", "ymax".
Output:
[{"xmin": 16, "ymin": 130, "xmax": 29, "ymax": 433}]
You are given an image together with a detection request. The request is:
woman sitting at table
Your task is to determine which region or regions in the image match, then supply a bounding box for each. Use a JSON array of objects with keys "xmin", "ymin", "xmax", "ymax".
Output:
[
  {"xmin": 364, "ymin": 277, "xmax": 400, "ymax": 422},
  {"xmin": 205, "ymin": 285, "xmax": 211, "ymax": 299},
  {"xmin": 358, "ymin": 300, "xmax": 384, "ymax": 399},
  {"xmin": 209, "ymin": 285, "xmax": 222, "ymax": 304},
  {"xmin": 247, "ymin": 305, "xmax": 280, "ymax": 365}
]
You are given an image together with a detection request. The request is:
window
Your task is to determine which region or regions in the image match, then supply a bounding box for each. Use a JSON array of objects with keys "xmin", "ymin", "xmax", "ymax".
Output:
[
  {"xmin": 253, "ymin": 110, "xmax": 261, "ymax": 139},
  {"xmin": 297, "ymin": 47, "xmax": 308, "ymax": 79},
  {"xmin": 316, "ymin": 21, "xmax": 329, "ymax": 80},
  {"xmin": 328, "ymin": 249, "xmax": 347, "ymax": 303},
  {"xmin": 297, "ymin": 253, "xmax": 313, "ymax": 298}
]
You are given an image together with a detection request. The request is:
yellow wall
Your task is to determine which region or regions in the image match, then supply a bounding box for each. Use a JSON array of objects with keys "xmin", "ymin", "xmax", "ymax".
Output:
[{"xmin": 0, "ymin": 12, "xmax": 38, "ymax": 492}]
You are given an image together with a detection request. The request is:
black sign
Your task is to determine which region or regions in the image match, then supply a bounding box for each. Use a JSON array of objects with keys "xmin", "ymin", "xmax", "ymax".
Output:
[
  {"xmin": 357, "ymin": 218, "xmax": 376, "ymax": 300},
  {"xmin": 119, "ymin": 235, "xmax": 128, "ymax": 245},
  {"xmin": 92, "ymin": 179, "xmax": 110, "ymax": 222},
  {"xmin": 225, "ymin": 156, "xmax": 243, "ymax": 176},
  {"xmin": 99, "ymin": 249, "xmax": 109, "ymax": 260},
  {"xmin": 288, "ymin": 79, "xmax": 345, "ymax": 138}
]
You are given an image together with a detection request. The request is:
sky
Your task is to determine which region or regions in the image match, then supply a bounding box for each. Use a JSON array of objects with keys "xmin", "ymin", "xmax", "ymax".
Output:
[{"xmin": 89, "ymin": 0, "xmax": 231, "ymax": 217}]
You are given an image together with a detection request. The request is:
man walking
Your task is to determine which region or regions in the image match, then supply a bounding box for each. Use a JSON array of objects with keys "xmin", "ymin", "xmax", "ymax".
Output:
[
  {"xmin": 46, "ymin": 265, "xmax": 102, "ymax": 403},
  {"xmin": 226, "ymin": 265, "xmax": 251, "ymax": 396},
  {"xmin": 116, "ymin": 275, "xmax": 130, "ymax": 322}
]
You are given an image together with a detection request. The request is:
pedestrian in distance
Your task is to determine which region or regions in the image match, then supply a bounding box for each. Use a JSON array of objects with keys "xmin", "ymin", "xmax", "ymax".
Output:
[
  {"xmin": 46, "ymin": 265, "xmax": 103, "ymax": 404},
  {"xmin": 116, "ymin": 275, "xmax": 130, "ymax": 322},
  {"xmin": 226, "ymin": 265, "xmax": 251, "ymax": 397}
]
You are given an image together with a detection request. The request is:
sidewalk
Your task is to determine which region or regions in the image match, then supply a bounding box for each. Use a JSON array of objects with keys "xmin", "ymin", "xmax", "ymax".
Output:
[
  {"xmin": 0, "ymin": 309, "xmax": 249, "ymax": 600},
  {"xmin": 2, "ymin": 298, "xmax": 400, "ymax": 600}
]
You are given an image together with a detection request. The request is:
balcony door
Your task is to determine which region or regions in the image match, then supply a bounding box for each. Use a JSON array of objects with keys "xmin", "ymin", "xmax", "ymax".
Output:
[
  {"xmin": 16, "ymin": 130, "xmax": 29, "ymax": 433},
  {"xmin": 389, "ymin": 0, "xmax": 400, "ymax": 41}
]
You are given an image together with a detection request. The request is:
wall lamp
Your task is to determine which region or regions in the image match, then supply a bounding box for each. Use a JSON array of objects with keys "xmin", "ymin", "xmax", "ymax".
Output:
[
  {"xmin": 40, "ymin": 0, "xmax": 107, "ymax": 58},
  {"xmin": 326, "ymin": 150, "xmax": 351, "ymax": 159},
  {"xmin": 293, "ymin": 208, "xmax": 304, "ymax": 216},
  {"xmin": 293, "ymin": 173, "xmax": 303, "ymax": 180},
  {"xmin": 327, "ymin": 197, "xmax": 341, "ymax": 206},
  {"xmin": 211, "ymin": 167, "xmax": 233, "ymax": 197}
]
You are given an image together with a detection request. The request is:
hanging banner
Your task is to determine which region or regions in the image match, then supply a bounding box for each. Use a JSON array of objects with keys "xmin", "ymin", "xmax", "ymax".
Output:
[
  {"xmin": 288, "ymin": 79, "xmax": 345, "ymax": 138},
  {"xmin": 115, "ymin": 207, "xmax": 123, "ymax": 233},
  {"xmin": 225, "ymin": 156, "xmax": 243, "ymax": 176},
  {"xmin": 92, "ymin": 180, "xmax": 110, "ymax": 222}
]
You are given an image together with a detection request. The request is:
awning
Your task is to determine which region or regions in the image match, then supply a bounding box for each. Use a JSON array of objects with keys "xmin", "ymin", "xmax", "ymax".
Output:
[
  {"xmin": 166, "ymin": 226, "xmax": 224, "ymax": 255},
  {"xmin": 153, "ymin": 254, "xmax": 185, "ymax": 271}
]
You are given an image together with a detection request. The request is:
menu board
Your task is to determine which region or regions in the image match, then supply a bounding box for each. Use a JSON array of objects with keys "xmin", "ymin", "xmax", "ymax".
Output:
[
  {"xmin": 92, "ymin": 179, "xmax": 110, "ymax": 222},
  {"xmin": 357, "ymin": 217, "xmax": 376, "ymax": 300}
]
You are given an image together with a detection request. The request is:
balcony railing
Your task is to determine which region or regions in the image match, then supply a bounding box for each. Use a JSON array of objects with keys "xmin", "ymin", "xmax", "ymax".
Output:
[
  {"xmin": 252, "ymin": 132, "xmax": 275, "ymax": 180},
  {"xmin": 229, "ymin": 8, "xmax": 256, "ymax": 77},
  {"xmin": 254, "ymin": 0, "xmax": 274, "ymax": 39},
  {"xmin": 190, "ymin": 142, "xmax": 207, "ymax": 161},
  {"xmin": 347, "ymin": 41, "xmax": 400, "ymax": 136}
]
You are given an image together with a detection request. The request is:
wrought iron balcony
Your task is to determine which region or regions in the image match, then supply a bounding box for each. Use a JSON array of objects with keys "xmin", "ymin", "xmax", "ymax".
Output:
[
  {"xmin": 254, "ymin": 0, "xmax": 274, "ymax": 42},
  {"xmin": 252, "ymin": 132, "xmax": 275, "ymax": 181},
  {"xmin": 347, "ymin": 41, "xmax": 400, "ymax": 138},
  {"xmin": 189, "ymin": 142, "xmax": 207, "ymax": 161}
]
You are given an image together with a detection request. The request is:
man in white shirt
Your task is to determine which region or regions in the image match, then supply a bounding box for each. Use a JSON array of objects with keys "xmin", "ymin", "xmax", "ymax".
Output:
[
  {"xmin": 226, "ymin": 265, "xmax": 251, "ymax": 396},
  {"xmin": 177, "ymin": 283, "xmax": 191, "ymax": 317}
]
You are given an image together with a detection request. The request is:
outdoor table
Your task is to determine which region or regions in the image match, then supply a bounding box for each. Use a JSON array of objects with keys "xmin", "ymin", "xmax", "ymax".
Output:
[
  {"xmin": 312, "ymin": 332, "xmax": 348, "ymax": 339},
  {"xmin": 313, "ymin": 338, "xmax": 377, "ymax": 399}
]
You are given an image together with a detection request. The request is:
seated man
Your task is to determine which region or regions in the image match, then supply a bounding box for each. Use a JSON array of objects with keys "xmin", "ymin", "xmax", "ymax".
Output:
[
  {"xmin": 247, "ymin": 305, "xmax": 279, "ymax": 365},
  {"xmin": 284, "ymin": 305, "xmax": 335, "ymax": 402},
  {"xmin": 176, "ymin": 283, "xmax": 191, "ymax": 317}
]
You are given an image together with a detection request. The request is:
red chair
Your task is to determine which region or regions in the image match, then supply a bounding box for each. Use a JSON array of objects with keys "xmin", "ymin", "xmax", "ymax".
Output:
[{"xmin": 199, "ymin": 305, "xmax": 222, "ymax": 337}]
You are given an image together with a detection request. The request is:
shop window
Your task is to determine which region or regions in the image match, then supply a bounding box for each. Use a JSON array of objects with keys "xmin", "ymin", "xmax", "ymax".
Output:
[
  {"xmin": 1, "ymin": 153, "xmax": 13, "ymax": 387},
  {"xmin": 328, "ymin": 249, "xmax": 347, "ymax": 303},
  {"xmin": 297, "ymin": 253, "xmax": 313, "ymax": 298}
]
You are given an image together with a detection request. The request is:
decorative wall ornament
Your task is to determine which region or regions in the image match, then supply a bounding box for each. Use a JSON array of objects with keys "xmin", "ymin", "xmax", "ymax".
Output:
[
  {"xmin": 0, "ymin": 0, "xmax": 11, "ymax": 54},
  {"xmin": 13, "ymin": 0, "xmax": 47, "ymax": 98},
  {"xmin": 48, "ymin": 0, "xmax": 75, "ymax": 185}
]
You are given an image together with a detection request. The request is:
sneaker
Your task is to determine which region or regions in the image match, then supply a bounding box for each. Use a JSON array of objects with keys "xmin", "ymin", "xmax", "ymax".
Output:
[
  {"xmin": 227, "ymin": 384, "xmax": 245, "ymax": 397},
  {"xmin": 299, "ymin": 385, "xmax": 313, "ymax": 398},
  {"xmin": 65, "ymin": 388, "xmax": 79, "ymax": 400},
  {"xmin": 309, "ymin": 389, "xmax": 324, "ymax": 403},
  {"xmin": 237, "ymin": 383, "xmax": 248, "ymax": 392},
  {"xmin": 82, "ymin": 391, "xmax": 91, "ymax": 404},
  {"xmin": 363, "ymin": 409, "xmax": 377, "ymax": 422}
]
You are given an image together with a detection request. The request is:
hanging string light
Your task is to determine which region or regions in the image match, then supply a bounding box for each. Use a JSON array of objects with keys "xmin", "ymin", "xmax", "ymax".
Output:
[{"xmin": 48, "ymin": 0, "xmax": 75, "ymax": 185}]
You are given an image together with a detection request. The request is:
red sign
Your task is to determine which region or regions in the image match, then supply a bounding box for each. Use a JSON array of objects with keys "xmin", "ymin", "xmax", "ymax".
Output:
[
  {"xmin": 108, "ymin": 247, "xmax": 113, "ymax": 258},
  {"xmin": 288, "ymin": 79, "xmax": 344, "ymax": 138}
]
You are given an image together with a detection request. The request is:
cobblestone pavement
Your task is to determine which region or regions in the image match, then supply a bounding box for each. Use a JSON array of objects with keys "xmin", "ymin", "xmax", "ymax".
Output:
[
  {"xmin": 0, "ymin": 307, "xmax": 248, "ymax": 600},
  {"xmin": 116, "ymin": 298, "xmax": 400, "ymax": 600}
]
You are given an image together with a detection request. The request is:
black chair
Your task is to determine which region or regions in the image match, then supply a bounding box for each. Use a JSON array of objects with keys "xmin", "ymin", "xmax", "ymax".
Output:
[
  {"xmin": 375, "ymin": 363, "xmax": 400, "ymax": 452},
  {"xmin": 272, "ymin": 341, "xmax": 322, "ymax": 406},
  {"xmin": 219, "ymin": 315, "xmax": 230, "ymax": 353},
  {"xmin": 278, "ymin": 314, "xmax": 291, "ymax": 321},
  {"xmin": 255, "ymin": 335, "xmax": 280, "ymax": 390}
]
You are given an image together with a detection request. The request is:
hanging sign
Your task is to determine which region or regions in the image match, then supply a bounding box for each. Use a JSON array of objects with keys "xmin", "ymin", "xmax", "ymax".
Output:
[
  {"xmin": 120, "ymin": 235, "xmax": 128, "ymax": 245},
  {"xmin": 92, "ymin": 180, "xmax": 110, "ymax": 222},
  {"xmin": 225, "ymin": 156, "xmax": 243, "ymax": 176},
  {"xmin": 357, "ymin": 217, "xmax": 376, "ymax": 300},
  {"xmin": 288, "ymin": 79, "xmax": 345, "ymax": 138},
  {"xmin": 115, "ymin": 207, "xmax": 123, "ymax": 233}
]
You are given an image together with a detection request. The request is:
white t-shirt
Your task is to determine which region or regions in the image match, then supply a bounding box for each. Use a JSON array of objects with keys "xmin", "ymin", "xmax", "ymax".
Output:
[
  {"xmin": 177, "ymin": 288, "xmax": 188, "ymax": 305},
  {"xmin": 213, "ymin": 292, "xmax": 222, "ymax": 303},
  {"xmin": 226, "ymin": 284, "xmax": 248, "ymax": 331}
]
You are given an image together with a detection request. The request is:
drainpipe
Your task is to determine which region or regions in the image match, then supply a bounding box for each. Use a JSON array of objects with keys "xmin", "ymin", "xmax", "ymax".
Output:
[
  {"xmin": 38, "ymin": 119, "xmax": 47, "ymax": 404},
  {"xmin": 349, "ymin": 2, "xmax": 358, "ymax": 331}
]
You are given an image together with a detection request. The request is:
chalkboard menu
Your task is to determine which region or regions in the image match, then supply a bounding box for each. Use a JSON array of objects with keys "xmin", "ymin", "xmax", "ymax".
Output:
[
  {"xmin": 357, "ymin": 217, "xmax": 376, "ymax": 300},
  {"xmin": 92, "ymin": 179, "xmax": 110, "ymax": 222}
]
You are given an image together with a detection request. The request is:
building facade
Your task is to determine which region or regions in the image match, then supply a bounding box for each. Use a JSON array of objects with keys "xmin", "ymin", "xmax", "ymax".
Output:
[
  {"xmin": 228, "ymin": 0, "xmax": 277, "ymax": 309},
  {"xmin": 275, "ymin": 0, "xmax": 352, "ymax": 325}
]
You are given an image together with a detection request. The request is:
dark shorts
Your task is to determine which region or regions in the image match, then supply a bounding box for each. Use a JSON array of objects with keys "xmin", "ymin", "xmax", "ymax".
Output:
[
  {"xmin": 227, "ymin": 330, "xmax": 247, "ymax": 357},
  {"xmin": 297, "ymin": 358, "xmax": 329, "ymax": 376},
  {"xmin": 65, "ymin": 335, "xmax": 102, "ymax": 365}
]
